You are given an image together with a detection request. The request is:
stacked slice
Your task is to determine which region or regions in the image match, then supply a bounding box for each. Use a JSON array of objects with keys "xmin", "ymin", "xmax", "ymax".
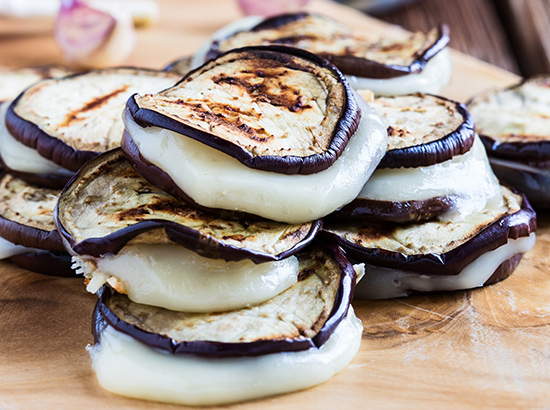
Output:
[
  {"xmin": 188, "ymin": 12, "xmax": 451, "ymax": 96},
  {"xmin": 54, "ymin": 47, "xmax": 372, "ymax": 405},
  {"xmin": 0, "ymin": 67, "xmax": 179, "ymax": 275},
  {"xmin": 468, "ymin": 76, "xmax": 550, "ymax": 208},
  {"xmin": 322, "ymin": 92, "xmax": 537, "ymax": 299}
]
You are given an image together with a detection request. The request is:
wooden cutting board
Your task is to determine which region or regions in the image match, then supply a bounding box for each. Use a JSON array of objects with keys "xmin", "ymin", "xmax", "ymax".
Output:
[{"xmin": 1, "ymin": 1, "xmax": 549, "ymax": 409}]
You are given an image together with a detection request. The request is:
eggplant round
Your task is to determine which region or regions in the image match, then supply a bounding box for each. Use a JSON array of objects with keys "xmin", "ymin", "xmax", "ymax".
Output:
[
  {"xmin": 127, "ymin": 46, "xmax": 360, "ymax": 175},
  {"xmin": 0, "ymin": 173, "xmax": 64, "ymax": 251},
  {"xmin": 322, "ymin": 185, "xmax": 536, "ymax": 276},
  {"xmin": 0, "ymin": 156, "xmax": 70, "ymax": 189},
  {"xmin": 368, "ymin": 93, "xmax": 475, "ymax": 169},
  {"xmin": 55, "ymin": 149, "xmax": 321, "ymax": 262},
  {"xmin": 468, "ymin": 76, "xmax": 550, "ymax": 162},
  {"xmin": 5, "ymin": 68, "xmax": 180, "ymax": 172},
  {"xmin": 93, "ymin": 245, "xmax": 355, "ymax": 357},
  {"xmin": 7, "ymin": 250, "xmax": 75, "ymax": 278},
  {"xmin": 206, "ymin": 13, "xmax": 449, "ymax": 80}
]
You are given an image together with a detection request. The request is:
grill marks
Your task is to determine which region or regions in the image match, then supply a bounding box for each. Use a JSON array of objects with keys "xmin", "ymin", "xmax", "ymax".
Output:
[{"xmin": 60, "ymin": 86, "xmax": 130, "ymax": 128}]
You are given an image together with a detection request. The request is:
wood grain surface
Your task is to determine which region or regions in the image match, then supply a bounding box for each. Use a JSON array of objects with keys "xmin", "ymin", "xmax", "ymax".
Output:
[{"xmin": 1, "ymin": 1, "xmax": 548, "ymax": 409}]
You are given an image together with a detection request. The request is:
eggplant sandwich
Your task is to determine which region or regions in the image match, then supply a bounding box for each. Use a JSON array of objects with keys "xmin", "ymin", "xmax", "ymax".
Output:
[
  {"xmin": 468, "ymin": 76, "xmax": 550, "ymax": 208},
  {"xmin": 123, "ymin": 45, "xmax": 387, "ymax": 224},
  {"xmin": 0, "ymin": 172, "xmax": 73, "ymax": 276},
  {"xmin": 329, "ymin": 91, "xmax": 502, "ymax": 224},
  {"xmin": 190, "ymin": 12, "xmax": 452, "ymax": 96},
  {"xmin": 1, "ymin": 67, "xmax": 179, "ymax": 189},
  {"xmin": 55, "ymin": 149, "xmax": 362, "ymax": 405},
  {"xmin": 323, "ymin": 185, "xmax": 536, "ymax": 299}
]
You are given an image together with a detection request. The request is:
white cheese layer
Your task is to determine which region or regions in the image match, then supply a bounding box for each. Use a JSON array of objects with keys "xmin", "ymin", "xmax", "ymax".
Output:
[
  {"xmin": 191, "ymin": 17, "xmax": 451, "ymax": 96},
  {"xmin": 354, "ymin": 233, "xmax": 535, "ymax": 300},
  {"xmin": 0, "ymin": 235, "xmax": 36, "ymax": 259},
  {"xmin": 88, "ymin": 308, "xmax": 362, "ymax": 406},
  {"xmin": 75, "ymin": 243, "xmax": 300, "ymax": 312},
  {"xmin": 345, "ymin": 49, "xmax": 452, "ymax": 96},
  {"xmin": 124, "ymin": 93, "xmax": 387, "ymax": 224},
  {"xmin": 0, "ymin": 102, "xmax": 72, "ymax": 176},
  {"xmin": 358, "ymin": 136, "xmax": 503, "ymax": 220}
]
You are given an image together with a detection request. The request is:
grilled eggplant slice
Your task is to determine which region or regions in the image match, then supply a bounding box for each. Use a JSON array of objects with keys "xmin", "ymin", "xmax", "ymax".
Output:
[
  {"xmin": 322, "ymin": 185, "xmax": 536, "ymax": 299},
  {"xmin": 0, "ymin": 173, "xmax": 64, "ymax": 251},
  {"xmin": 372, "ymin": 94, "xmax": 474, "ymax": 169},
  {"xmin": 192, "ymin": 13, "xmax": 451, "ymax": 95},
  {"xmin": 123, "ymin": 58, "xmax": 386, "ymax": 223},
  {"xmin": 206, "ymin": 13, "xmax": 449, "ymax": 79},
  {"xmin": 56, "ymin": 149, "xmax": 320, "ymax": 262},
  {"xmin": 0, "ymin": 65, "xmax": 73, "ymax": 103},
  {"xmin": 127, "ymin": 46, "xmax": 360, "ymax": 175},
  {"xmin": 0, "ymin": 173, "xmax": 75, "ymax": 277},
  {"xmin": 5, "ymin": 68, "xmax": 179, "ymax": 172},
  {"xmin": 468, "ymin": 76, "xmax": 550, "ymax": 207},
  {"xmin": 88, "ymin": 246, "xmax": 362, "ymax": 406},
  {"xmin": 328, "ymin": 93, "xmax": 497, "ymax": 223}
]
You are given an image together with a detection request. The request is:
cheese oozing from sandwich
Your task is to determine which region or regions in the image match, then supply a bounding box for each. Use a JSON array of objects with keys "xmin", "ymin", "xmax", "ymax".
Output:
[
  {"xmin": 88, "ymin": 308, "xmax": 362, "ymax": 406},
  {"xmin": 74, "ymin": 244, "xmax": 300, "ymax": 312}
]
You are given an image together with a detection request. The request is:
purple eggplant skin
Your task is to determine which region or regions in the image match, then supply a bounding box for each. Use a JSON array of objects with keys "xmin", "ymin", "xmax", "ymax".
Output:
[
  {"xmin": 0, "ymin": 156, "xmax": 70, "ymax": 189},
  {"xmin": 0, "ymin": 214, "xmax": 65, "ymax": 252},
  {"xmin": 54, "ymin": 148, "xmax": 322, "ymax": 262},
  {"xmin": 5, "ymin": 96, "xmax": 98, "ymax": 173},
  {"xmin": 488, "ymin": 158, "xmax": 550, "ymax": 209},
  {"xmin": 480, "ymin": 134, "xmax": 550, "ymax": 163},
  {"xmin": 128, "ymin": 46, "xmax": 361, "ymax": 175},
  {"xmin": 320, "ymin": 192, "xmax": 536, "ymax": 276},
  {"xmin": 207, "ymin": 13, "xmax": 449, "ymax": 79},
  {"xmin": 326, "ymin": 196, "xmax": 455, "ymax": 224},
  {"xmin": 7, "ymin": 250, "xmax": 76, "ymax": 278},
  {"xmin": 92, "ymin": 244, "xmax": 356, "ymax": 358},
  {"xmin": 378, "ymin": 98, "xmax": 475, "ymax": 169}
]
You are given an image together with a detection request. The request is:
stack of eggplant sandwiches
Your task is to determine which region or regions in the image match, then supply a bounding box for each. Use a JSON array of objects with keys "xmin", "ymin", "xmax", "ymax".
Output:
[
  {"xmin": 54, "ymin": 46, "xmax": 387, "ymax": 405},
  {"xmin": 0, "ymin": 66, "xmax": 180, "ymax": 276},
  {"xmin": 179, "ymin": 12, "xmax": 537, "ymax": 305}
]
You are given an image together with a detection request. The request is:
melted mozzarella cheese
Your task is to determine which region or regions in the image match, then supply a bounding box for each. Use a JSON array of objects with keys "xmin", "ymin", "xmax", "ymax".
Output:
[
  {"xmin": 88, "ymin": 308, "xmax": 362, "ymax": 406},
  {"xmin": 0, "ymin": 102, "xmax": 72, "ymax": 176},
  {"xmin": 354, "ymin": 233, "xmax": 535, "ymax": 300},
  {"xmin": 191, "ymin": 18, "xmax": 451, "ymax": 96},
  {"xmin": 125, "ymin": 93, "xmax": 387, "ymax": 224},
  {"xmin": 75, "ymin": 243, "xmax": 300, "ymax": 312},
  {"xmin": 358, "ymin": 136, "xmax": 503, "ymax": 220}
]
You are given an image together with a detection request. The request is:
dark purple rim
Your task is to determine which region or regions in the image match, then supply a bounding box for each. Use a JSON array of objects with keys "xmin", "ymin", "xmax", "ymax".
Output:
[
  {"xmin": 206, "ymin": 13, "xmax": 449, "ymax": 79},
  {"xmin": 92, "ymin": 244, "xmax": 355, "ymax": 357},
  {"xmin": 54, "ymin": 148, "xmax": 322, "ymax": 262},
  {"xmin": 7, "ymin": 250, "xmax": 76, "ymax": 278},
  {"xmin": 128, "ymin": 45, "xmax": 361, "ymax": 175},
  {"xmin": 5, "ymin": 67, "xmax": 179, "ymax": 172},
  {"xmin": 479, "ymin": 134, "xmax": 550, "ymax": 162},
  {"xmin": 0, "ymin": 171, "xmax": 65, "ymax": 251},
  {"xmin": 378, "ymin": 95, "xmax": 475, "ymax": 169},
  {"xmin": 321, "ymin": 190, "xmax": 536, "ymax": 275},
  {"xmin": 326, "ymin": 195, "xmax": 455, "ymax": 224}
]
